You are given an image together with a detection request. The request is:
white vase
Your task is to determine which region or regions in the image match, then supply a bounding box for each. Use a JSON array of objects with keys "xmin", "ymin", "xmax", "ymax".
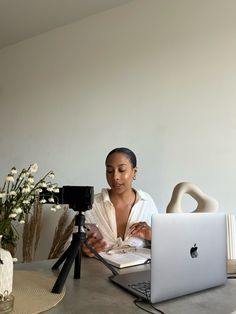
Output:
[{"xmin": 0, "ymin": 235, "xmax": 13, "ymax": 295}]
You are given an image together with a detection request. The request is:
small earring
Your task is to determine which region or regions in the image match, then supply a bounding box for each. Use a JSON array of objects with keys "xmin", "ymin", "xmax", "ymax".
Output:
[{"xmin": 133, "ymin": 176, "xmax": 136, "ymax": 180}]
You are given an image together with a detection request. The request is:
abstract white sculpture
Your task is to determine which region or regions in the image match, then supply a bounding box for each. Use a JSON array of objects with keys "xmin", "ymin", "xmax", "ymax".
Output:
[{"xmin": 166, "ymin": 182, "xmax": 219, "ymax": 213}]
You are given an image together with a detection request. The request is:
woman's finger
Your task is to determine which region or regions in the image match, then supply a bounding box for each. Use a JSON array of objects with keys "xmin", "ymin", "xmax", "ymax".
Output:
[
  {"xmin": 84, "ymin": 236, "xmax": 108, "ymax": 257},
  {"xmin": 129, "ymin": 222, "xmax": 148, "ymax": 233},
  {"xmin": 128, "ymin": 222, "xmax": 151, "ymax": 241}
]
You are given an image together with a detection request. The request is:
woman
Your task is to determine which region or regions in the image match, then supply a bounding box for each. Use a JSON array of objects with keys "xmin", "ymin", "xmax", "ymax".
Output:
[{"xmin": 83, "ymin": 147, "xmax": 158, "ymax": 257}]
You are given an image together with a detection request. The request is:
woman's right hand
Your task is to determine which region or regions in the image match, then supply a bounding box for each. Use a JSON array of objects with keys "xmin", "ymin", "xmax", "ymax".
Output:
[{"xmin": 82, "ymin": 233, "xmax": 108, "ymax": 257}]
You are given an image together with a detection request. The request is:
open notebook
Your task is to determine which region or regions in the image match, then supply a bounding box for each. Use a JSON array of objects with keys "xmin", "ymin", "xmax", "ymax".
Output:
[
  {"xmin": 110, "ymin": 213, "xmax": 227, "ymax": 303},
  {"xmin": 99, "ymin": 247, "xmax": 150, "ymax": 268}
]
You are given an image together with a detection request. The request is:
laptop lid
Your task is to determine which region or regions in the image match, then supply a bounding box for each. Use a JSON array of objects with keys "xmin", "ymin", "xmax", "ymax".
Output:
[{"xmin": 110, "ymin": 212, "xmax": 227, "ymax": 303}]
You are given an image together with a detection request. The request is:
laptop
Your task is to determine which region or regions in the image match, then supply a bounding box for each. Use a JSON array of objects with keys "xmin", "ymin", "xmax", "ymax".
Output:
[{"xmin": 110, "ymin": 212, "xmax": 227, "ymax": 303}]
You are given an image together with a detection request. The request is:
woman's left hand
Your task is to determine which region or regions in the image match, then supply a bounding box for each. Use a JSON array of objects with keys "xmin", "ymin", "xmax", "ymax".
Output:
[{"xmin": 128, "ymin": 221, "xmax": 151, "ymax": 241}]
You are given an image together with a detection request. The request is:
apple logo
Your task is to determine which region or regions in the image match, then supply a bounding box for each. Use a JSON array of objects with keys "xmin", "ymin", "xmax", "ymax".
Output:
[{"xmin": 190, "ymin": 243, "xmax": 198, "ymax": 258}]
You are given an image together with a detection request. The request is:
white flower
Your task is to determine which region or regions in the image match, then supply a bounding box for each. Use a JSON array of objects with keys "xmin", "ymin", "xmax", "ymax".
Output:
[
  {"xmin": 9, "ymin": 190, "xmax": 17, "ymax": 196},
  {"xmin": 0, "ymin": 191, "xmax": 6, "ymax": 198},
  {"xmin": 19, "ymin": 220, "xmax": 25, "ymax": 224},
  {"xmin": 10, "ymin": 167, "xmax": 17, "ymax": 174},
  {"xmin": 47, "ymin": 186, "xmax": 54, "ymax": 192},
  {"xmin": 36, "ymin": 188, "xmax": 43, "ymax": 193},
  {"xmin": 30, "ymin": 163, "xmax": 38, "ymax": 173},
  {"xmin": 53, "ymin": 188, "xmax": 60, "ymax": 193},
  {"xmin": 13, "ymin": 207, "xmax": 23, "ymax": 214},
  {"xmin": 40, "ymin": 181, "xmax": 47, "ymax": 188},
  {"xmin": 27, "ymin": 175, "xmax": 34, "ymax": 184},
  {"xmin": 22, "ymin": 199, "xmax": 30, "ymax": 204},
  {"xmin": 50, "ymin": 206, "xmax": 57, "ymax": 212},
  {"xmin": 9, "ymin": 213, "xmax": 17, "ymax": 218},
  {"xmin": 48, "ymin": 171, "xmax": 55, "ymax": 179},
  {"xmin": 55, "ymin": 204, "xmax": 61, "ymax": 209},
  {"xmin": 22, "ymin": 186, "xmax": 31, "ymax": 193},
  {"xmin": 40, "ymin": 198, "xmax": 47, "ymax": 204},
  {"xmin": 6, "ymin": 174, "xmax": 14, "ymax": 182},
  {"xmin": 48, "ymin": 197, "xmax": 55, "ymax": 203}
]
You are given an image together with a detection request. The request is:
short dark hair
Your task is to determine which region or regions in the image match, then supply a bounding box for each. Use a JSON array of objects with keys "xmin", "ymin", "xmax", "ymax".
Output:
[{"xmin": 105, "ymin": 147, "xmax": 137, "ymax": 168}]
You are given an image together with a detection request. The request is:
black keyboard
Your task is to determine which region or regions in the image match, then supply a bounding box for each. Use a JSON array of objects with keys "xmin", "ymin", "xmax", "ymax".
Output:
[{"xmin": 130, "ymin": 280, "xmax": 151, "ymax": 297}]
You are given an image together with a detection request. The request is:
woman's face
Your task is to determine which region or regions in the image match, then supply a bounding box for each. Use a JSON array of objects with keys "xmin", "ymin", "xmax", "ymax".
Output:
[{"xmin": 105, "ymin": 152, "xmax": 137, "ymax": 194}]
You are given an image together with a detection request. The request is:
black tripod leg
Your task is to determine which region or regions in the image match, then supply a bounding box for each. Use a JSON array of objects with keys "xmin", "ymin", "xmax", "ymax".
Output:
[
  {"xmin": 51, "ymin": 244, "xmax": 73, "ymax": 270},
  {"xmin": 51, "ymin": 238, "xmax": 81, "ymax": 294},
  {"xmin": 74, "ymin": 243, "xmax": 82, "ymax": 279},
  {"xmin": 84, "ymin": 240, "xmax": 118, "ymax": 276}
]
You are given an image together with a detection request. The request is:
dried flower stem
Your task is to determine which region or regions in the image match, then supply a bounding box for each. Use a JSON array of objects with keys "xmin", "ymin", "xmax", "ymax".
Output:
[
  {"xmin": 22, "ymin": 196, "xmax": 43, "ymax": 262},
  {"xmin": 48, "ymin": 206, "xmax": 75, "ymax": 259}
]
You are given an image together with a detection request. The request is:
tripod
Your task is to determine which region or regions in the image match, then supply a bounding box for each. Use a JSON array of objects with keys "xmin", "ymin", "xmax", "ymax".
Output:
[{"xmin": 51, "ymin": 211, "xmax": 118, "ymax": 294}]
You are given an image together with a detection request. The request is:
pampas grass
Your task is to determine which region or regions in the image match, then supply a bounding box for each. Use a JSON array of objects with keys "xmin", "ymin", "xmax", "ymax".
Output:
[
  {"xmin": 48, "ymin": 206, "xmax": 75, "ymax": 259},
  {"xmin": 22, "ymin": 201, "xmax": 75, "ymax": 262},
  {"xmin": 22, "ymin": 195, "xmax": 43, "ymax": 262}
]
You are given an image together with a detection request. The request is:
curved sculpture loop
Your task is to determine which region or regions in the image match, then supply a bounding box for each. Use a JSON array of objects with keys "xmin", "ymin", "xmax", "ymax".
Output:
[{"xmin": 166, "ymin": 182, "xmax": 219, "ymax": 213}]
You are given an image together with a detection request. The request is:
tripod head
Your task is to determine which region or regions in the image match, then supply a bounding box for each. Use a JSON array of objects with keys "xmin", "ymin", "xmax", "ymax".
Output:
[
  {"xmin": 62, "ymin": 186, "xmax": 94, "ymax": 212},
  {"xmin": 39, "ymin": 185, "xmax": 94, "ymax": 213},
  {"xmin": 62, "ymin": 186, "xmax": 94, "ymax": 233}
]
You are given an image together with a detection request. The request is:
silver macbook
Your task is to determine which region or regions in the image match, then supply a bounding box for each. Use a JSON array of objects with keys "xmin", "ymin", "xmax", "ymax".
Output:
[{"xmin": 110, "ymin": 212, "xmax": 227, "ymax": 303}]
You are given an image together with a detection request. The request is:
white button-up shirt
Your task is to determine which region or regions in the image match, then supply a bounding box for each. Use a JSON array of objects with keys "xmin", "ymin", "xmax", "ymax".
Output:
[{"xmin": 85, "ymin": 188, "xmax": 158, "ymax": 248}]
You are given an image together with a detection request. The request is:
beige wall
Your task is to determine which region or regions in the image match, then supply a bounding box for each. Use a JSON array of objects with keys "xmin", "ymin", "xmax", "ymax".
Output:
[{"xmin": 0, "ymin": 0, "xmax": 236, "ymax": 213}]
